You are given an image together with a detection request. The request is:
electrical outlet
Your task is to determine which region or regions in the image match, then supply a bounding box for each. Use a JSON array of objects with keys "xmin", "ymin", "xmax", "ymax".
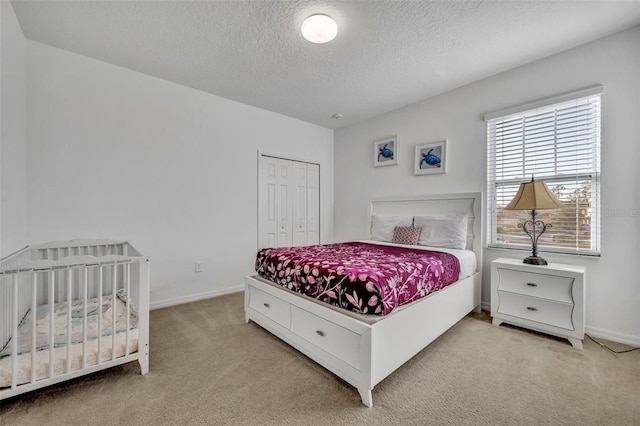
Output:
[{"xmin": 194, "ymin": 262, "xmax": 203, "ymax": 273}]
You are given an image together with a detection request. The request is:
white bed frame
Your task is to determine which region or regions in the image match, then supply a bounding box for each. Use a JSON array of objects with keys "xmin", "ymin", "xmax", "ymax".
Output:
[
  {"xmin": 245, "ymin": 192, "xmax": 482, "ymax": 407},
  {"xmin": 0, "ymin": 239, "xmax": 150, "ymax": 400}
]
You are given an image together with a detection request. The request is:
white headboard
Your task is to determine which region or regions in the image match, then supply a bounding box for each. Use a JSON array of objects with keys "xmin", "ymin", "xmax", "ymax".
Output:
[{"xmin": 370, "ymin": 192, "xmax": 483, "ymax": 272}]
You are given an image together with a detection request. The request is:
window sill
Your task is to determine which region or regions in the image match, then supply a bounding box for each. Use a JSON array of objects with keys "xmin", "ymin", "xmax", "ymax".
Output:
[{"xmin": 487, "ymin": 244, "xmax": 601, "ymax": 258}]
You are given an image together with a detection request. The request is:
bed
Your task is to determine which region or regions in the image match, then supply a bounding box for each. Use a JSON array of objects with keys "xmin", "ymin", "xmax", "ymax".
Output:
[
  {"xmin": 0, "ymin": 239, "xmax": 150, "ymax": 400},
  {"xmin": 244, "ymin": 193, "xmax": 483, "ymax": 407}
]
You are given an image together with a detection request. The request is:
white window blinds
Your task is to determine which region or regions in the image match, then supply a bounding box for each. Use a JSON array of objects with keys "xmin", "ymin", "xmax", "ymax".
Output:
[{"xmin": 486, "ymin": 86, "xmax": 602, "ymax": 256}]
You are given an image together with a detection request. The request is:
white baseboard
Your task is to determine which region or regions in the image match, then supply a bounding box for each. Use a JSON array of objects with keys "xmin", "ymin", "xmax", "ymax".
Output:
[
  {"xmin": 150, "ymin": 285, "xmax": 244, "ymax": 310},
  {"xmin": 585, "ymin": 325, "xmax": 640, "ymax": 348}
]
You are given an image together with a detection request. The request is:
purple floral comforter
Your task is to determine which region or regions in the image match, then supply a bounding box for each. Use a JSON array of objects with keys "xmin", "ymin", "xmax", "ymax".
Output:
[{"xmin": 255, "ymin": 242, "xmax": 460, "ymax": 316}]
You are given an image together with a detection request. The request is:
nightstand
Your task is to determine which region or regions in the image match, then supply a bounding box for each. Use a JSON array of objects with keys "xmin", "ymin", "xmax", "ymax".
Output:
[{"xmin": 491, "ymin": 258, "xmax": 586, "ymax": 349}]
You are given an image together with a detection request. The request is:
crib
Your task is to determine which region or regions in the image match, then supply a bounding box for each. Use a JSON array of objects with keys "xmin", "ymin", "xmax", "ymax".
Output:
[{"xmin": 0, "ymin": 239, "xmax": 150, "ymax": 400}]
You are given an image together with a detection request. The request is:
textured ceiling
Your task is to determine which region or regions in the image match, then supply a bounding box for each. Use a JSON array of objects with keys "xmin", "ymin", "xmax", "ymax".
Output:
[{"xmin": 10, "ymin": 0, "xmax": 640, "ymax": 129}]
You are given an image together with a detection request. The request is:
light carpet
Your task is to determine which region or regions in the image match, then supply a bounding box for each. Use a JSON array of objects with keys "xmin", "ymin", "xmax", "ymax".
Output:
[{"xmin": 1, "ymin": 291, "xmax": 638, "ymax": 425}]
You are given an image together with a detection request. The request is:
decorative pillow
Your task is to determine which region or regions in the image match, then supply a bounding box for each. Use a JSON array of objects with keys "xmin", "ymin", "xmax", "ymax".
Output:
[
  {"xmin": 392, "ymin": 226, "xmax": 422, "ymax": 245},
  {"xmin": 370, "ymin": 216, "xmax": 413, "ymax": 242},
  {"xmin": 413, "ymin": 213, "xmax": 468, "ymax": 249}
]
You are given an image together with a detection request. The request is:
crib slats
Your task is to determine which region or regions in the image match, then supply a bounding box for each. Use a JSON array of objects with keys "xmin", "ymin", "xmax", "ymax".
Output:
[
  {"xmin": 125, "ymin": 263, "xmax": 130, "ymax": 356},
  {"xmin": 48, "ymin": 270, "xmax": 55, "ymax": 380},
  {"xmin": 31, "ymin": 272, "xmax": 37, "ymax": 383},
  {"xmin": 66, "ymin": 269, "xmax": 72, "ymax": 373},
  {"xmin": 11, "ymin": 274, "xmax": 19, "ymax": 389},
  {"xmin": 111, "ymin": 264, "xmax": 117, "ymax": 361},
  {"xmin": 82, "ymin": 266, "xmax": 88, "ymax": 369},
  {"xmin": 98, "ymin": 266, "xmax": 103, "ymax": 366}
]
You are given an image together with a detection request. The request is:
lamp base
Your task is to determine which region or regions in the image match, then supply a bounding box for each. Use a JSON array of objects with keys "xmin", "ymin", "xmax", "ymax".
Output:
[{"xmin": 523, "ymin": 256, "xmax": 548, "ymax": 266}]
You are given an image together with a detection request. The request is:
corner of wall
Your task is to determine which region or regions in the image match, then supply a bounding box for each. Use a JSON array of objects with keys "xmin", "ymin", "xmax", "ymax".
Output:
[{"xmin": 0, "ymin": 0, "xmax": 29, "ymax": 257}]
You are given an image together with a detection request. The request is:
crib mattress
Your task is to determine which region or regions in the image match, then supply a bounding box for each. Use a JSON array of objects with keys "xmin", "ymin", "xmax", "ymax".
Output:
[
  {"xmin": 0, "ymin": 295, "xmax": 138, "ymax": 388},
  {"xmin": 0, "ymin": 329, "xmax": 138, "ymax": 387}
]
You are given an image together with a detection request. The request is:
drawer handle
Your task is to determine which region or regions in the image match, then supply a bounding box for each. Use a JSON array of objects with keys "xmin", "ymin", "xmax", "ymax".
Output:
[
  {"xmin": 263, "ymin": 302, "xmax": 270, "ymax": 308},
  {"xmin": 526, "ymin": 282, "xmax": 538, "ymax": 287},
  {"xmin": 315, "ymin": 330, "xmax": 325, "ymax": 337},
  {"xmin": 526, "ymin": 306, "xmax": 538, "ymax": 311}
]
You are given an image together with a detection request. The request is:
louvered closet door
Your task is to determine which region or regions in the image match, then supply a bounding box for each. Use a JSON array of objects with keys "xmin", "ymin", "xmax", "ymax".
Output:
[{"xmin": 259, "ymin": 155, "xmax": 320, "ymax": 249}]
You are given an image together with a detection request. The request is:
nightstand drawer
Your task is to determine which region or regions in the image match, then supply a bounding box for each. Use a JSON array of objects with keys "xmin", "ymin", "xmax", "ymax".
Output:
[
  {"xmin": 496, "ymin": 268, "xmax": 573, "ymax": 303},
  {"xmin": 497, "ymin": 291, "xmax": 574, "ymax": 330}
]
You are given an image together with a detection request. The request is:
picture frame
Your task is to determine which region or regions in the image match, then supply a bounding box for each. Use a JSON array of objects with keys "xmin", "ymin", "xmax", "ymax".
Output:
[
  {"xmin": 373, "ymin": 136, "xmax": 398, "ymax": 167},
  {"xmin": 414, "ymin": 140, "xmax": 447, "ymax": 175}
]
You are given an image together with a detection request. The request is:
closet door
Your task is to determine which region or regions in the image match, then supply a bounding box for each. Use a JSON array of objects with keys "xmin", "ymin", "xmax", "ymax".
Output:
[
  {"xmin": 259, "ymin": 156, "xmax": 293, "ymax": 249},
  {"xmin": 258, "ymin": 155, "xmax": 320, "ymax": 249},
  {"xmin": 292, "ymin": 162, "xmax": 308, "ymax": 246},
  {"xmin": 306, "ymin": 163, "xmax": 320, "ymax": 245}
]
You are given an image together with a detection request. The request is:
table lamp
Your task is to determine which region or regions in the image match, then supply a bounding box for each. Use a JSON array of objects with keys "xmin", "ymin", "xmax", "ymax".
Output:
[{"xmin": 504, "ymin": 177, "xmax": 564, "ymax": 265}]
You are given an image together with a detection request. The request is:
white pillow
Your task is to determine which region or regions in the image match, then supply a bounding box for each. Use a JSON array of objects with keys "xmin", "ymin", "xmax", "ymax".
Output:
[
  {"xmin": 370, "ymin": 216, "xmax": 413, "ymax": 242},
  {"xmin": 413, "ymin": 213, "xmax": 468, "ymax": 249}
]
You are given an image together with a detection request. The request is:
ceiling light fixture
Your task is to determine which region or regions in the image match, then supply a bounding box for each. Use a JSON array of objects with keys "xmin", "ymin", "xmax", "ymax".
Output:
[{"xmin": 301, "ymin": 14, "xmax": 338, "ymax": 44}]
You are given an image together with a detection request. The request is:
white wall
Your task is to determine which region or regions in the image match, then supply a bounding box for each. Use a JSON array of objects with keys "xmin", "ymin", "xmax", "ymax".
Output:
[
  {"xmin": 334, "ymin": 26, "xmax": 640, "ymax": 345},
  {"xmin": 0, "ymin": 1, "xmax": 29, "ymax": 256},
  {"xmin": 26, "ymin": 42, "xmax": 334, "ymax": 308}
]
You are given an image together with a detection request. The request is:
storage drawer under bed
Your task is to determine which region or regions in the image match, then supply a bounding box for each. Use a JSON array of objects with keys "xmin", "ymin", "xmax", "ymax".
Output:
[
  {"xmin": 290, "ymin": 305, "xmax": 362, "ymax": 370},
  {"xmin": 247, "ymin": 285, "xmax": 291, "ymax": 329}
]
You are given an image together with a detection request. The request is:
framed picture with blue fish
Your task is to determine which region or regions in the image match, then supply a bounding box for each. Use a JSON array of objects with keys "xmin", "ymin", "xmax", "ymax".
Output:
[
  {"xmin": 373, "ymin": 136, "xmax": 398, "ymax": 167},
  {"xmin": 414, "ymin": 140, "xmax": 447, "ymax": 175}
]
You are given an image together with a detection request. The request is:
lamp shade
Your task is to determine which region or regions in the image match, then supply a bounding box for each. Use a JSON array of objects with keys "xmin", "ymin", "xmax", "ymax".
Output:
[{"xmin": 505, "ymin": 179, "xmax": 564, "ymax": 210}]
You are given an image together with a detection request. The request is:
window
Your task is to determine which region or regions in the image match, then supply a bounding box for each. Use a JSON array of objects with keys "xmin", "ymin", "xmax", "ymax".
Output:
[{"xmin": 486, "ymin": 86, "xmax": 602, "ymax": 256}]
